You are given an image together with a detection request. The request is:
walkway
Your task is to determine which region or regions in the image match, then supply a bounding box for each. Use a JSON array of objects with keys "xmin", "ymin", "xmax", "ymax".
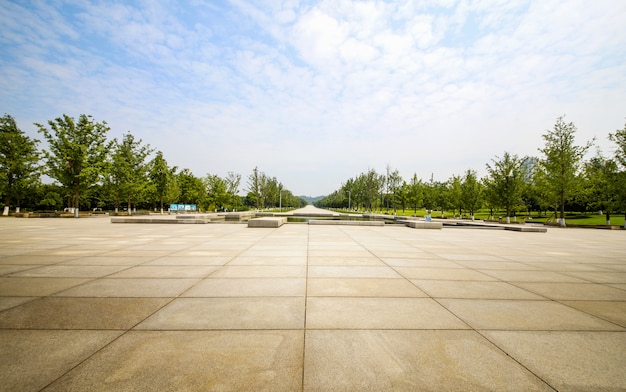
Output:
[{"xmin": 0, "ymin": 217, "xmax": 624, "ymax": 391}]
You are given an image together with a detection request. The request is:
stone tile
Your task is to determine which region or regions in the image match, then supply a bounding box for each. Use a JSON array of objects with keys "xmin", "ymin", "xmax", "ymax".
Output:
[
  {"xmin": 439, "ymin": 299, "xmax": 623, "ymax": 330},
  {"xmin": 227, "ymin": 256, "xmax": 306, "ymax": 266},
  {"xmin": 412, "ymin": 280, "xmax": 543, "ymax": 299},
  {"xmin": 514, "ymin": 282, "xmax": 626, "ymax": 300},
  {"xmin": 483, "ymin": 331, "xmax": 626, "ymax": 391},
  {"xmin": 560, "ymin": 301, "xmax": 626, "ymax": 327},
  {"xmin": 563, "ymin": 271, "xmax": 626, "ymax": 283},
  {"xmin": 303, "ymin": 330, "xmax": 553, "ymax": 391},
  {"xmin": 10, "ymin": 265, "xmax": 127, "ymax": 278},
  {"xmin": 308, "ymin": 266, "xmax": 401, "ymax": 278},
  {"xmin": 394, "ymin": 267, "xmax": 497, "ymax": 281},
  {"xmin": 61, "ymin": 255, "xmax": 157, "ymax": 266},
  {"xmin": 54, "ymin": 278, "xmax": 199, "ymax": 297},
  {"xmin": 307, "ymin": 278, "xmax": 427, "ymax": 297},
  {"xmin": 108, "ymin": 265, "xmax": 218, "ymax": 278},
  {"xmin": 479, "ymin": 270, "xmax": 587, "ymax": 283},
  {"xmin": 210, "ymin": 266, "xmax": 306, "ymax": 278},
  {"xmin": 44, "ymin": 330, "xmax": 303, "ymax": 392},
  {"xmin": 306, "ymin": 297, "xmax": 468, "ymax": 329},
  {"xmin": 136, "ymin": 297, "xmax": 305, "ymax": 329},
  {"xmin": 0, "ymin": 277, "xmax": 90, "ymax": 296},
  {"xmin": 0, "ymin": 297, "xmax": 170, "ymax": 329},
  {"xmin": 144, "ymin": 256, "xmax": 233, "ymax": 266},
  {"xmin": 381, "ymin": 258, "xmax": 462, "ymax": 268},
  {"xmin": 0, "ymin": 255, "xmax": 76, "ymax": 265},
  {"xmin": 183, "ymin": 278, "xmax": 306, "ymax": 297},
  {"xmin": 0, "ymin": 265, "xmax": 41, "ymax": 275},
  {"xmin": 308, "ymin": 256, "xmax": 384, "ymax": 266},
  {"xmin": 0, "ymin": 330, "xmax": 122, "ymax": 392},
  {"xmin": 453, "ymin": 260, "xmax": 542, "ymax": 270},
  {"xmin": 0, "ymin": 296, "xmax": 36, "ymax": 311}
]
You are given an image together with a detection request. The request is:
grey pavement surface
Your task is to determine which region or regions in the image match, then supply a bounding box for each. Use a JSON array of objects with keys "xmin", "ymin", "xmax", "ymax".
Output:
[{"xmin": 0, "ymin": 212, "xmax": 625, "ymax": 391}]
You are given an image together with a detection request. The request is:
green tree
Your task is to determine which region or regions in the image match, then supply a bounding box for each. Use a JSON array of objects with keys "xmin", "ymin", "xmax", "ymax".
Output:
[
  {"xmin": 36, "ymin": 114, "xmax": 112, "ymax": 217},
  {"xmin": 449, "ymin": 174, "xmax": 463, "ymax": 217},
  {"xmin": 583, "ymin": 154, "xmax": 618, "ymax": 225},
  {"xmin": 246, "ymin": 166, "xmax": 263, "ymax": 209},
  {"xmin": 486, "ymin": 152, "xmax": 527, "ymax": 223},
  {"xmin": 177, "ymin": 169, "xmax": 204, "ymax": 208},
  {"xmin": 608, "ymin": 122, "xmax": 626, "ymax": 228},
  {"xmin": 205, "ymin": 174, "xmax": 229, "ymax": 211},
  {"xmin": 109, "ymin": 132, "xmax": 153, "ymax": 215},
  {"xmin": 538, "ymin": 116, "xmax": 592, "ymax": 226},
  {"xmin": 406, "ymin": 173, "xmax": 423, "ymax": 216},
  {"xmin": 0, "ymin": 115, "xmax": 40, "ymax": 214},
  {"xmin": 461, "ymin": 169, "xmax": 482, "ymax": 220},
  {"xmin": 225, "ymin": 172, "xmax": 241, "ymax": 211},
  {"xmin": 148, "ymin": 151, "xmax": 178, "ymax": 214}
]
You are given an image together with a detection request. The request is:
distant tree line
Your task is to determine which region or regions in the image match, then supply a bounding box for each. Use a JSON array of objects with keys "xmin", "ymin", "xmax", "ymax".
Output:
[
  {"xmin": 315, "ymin": 116, "xmax": 626, "ymax": 227},
  {"xmin": 0, "ymin": 113, "xmax": 306, "ymax": 216}
]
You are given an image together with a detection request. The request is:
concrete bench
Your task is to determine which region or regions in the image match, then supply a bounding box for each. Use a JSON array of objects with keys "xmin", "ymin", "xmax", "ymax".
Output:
[
  {"xmin": 404, "ymin": 221, "xmax": 443, "ymax": 229},
  {"xmin": 504, "ymin": 225, "xmax": 547, "ymax": 232},
  {"xmin": 111, "ymin": 217, "xmax": 209, "ymax": 224},
  {"xmin": 308, "ymin": 220, "xmax": 385, "ymax": 226},
  {"xmin": 248, "ymin": 217, "xmax": 287, "ymax": 228}
]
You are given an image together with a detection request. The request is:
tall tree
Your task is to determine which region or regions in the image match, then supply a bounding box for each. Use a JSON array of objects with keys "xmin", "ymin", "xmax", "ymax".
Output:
[
  {"xmin": 109, "ymin": 132, "xmax": 153, "ymax": 215},
  {"xmin": 36, "ymin": 114, "xmax": 112, "ymax": 217},
  {"xmin": 148, "ymin": 151, "xmax": 178, "ymax": 214},
  {"xmin": 0, "ymin": 115, "xmax": 40, "ymax": 215},
  {"xmin": 177, "ymin": 169, "xmax": 205, "ymax": 207},
  {"xmin": 205, "ymin": 174, "xmax": 229, "ymax": 211},
  {"xmin": 461, "ymin": 169, "xmax": 482, "ymax": 220},
  {"xmin": 608, "ymin": 122, "xmax": 626, "ymax": 227},
  {"xmin": 486, "ymin": 152, "xmax": 527, "ymax": 223},
  {"xmin": 406, "ymin": 173, "xmax": 423, "ymax": 216},
  {"xmin": 225, "ymin": 171, "xmax": 241, "ymax": 211},
  {"xmin": 538, "ymin": 116, "xmax": 592, "ymax": 226},
  {"xmin": 246, "ymin": 166, "xmax": 262, "ymax": 209},
  {"xmin": 583, "ymin": 154, "xmax": 618, "ymax": 225}
]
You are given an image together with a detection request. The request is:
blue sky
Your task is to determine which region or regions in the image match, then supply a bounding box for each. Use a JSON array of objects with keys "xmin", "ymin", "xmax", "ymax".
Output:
[{"xmin": 1, "ymin": 0, "xmax": 625, "ymax": 196}]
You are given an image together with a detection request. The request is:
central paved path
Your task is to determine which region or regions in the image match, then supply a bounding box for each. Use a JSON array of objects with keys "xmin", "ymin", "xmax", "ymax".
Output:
[{"xmin": 0, "ymin": 218, "xmax": 624, "ymax": 391}]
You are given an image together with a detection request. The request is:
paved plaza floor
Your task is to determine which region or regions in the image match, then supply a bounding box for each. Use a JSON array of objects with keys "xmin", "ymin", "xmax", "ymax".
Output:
[{"xmin": 0, "ymin": 214, "xmax": 625, "ymax": 391}]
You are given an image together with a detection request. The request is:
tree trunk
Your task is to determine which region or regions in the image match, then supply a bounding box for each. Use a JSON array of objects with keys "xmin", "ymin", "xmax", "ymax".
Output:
[
  {"xmin": 2, "ymin": 206, "xmax": 9, "ymax": 216},
  {"xmin": 606, "ymin": 211, "xmax": 611, "ymax": 226}
]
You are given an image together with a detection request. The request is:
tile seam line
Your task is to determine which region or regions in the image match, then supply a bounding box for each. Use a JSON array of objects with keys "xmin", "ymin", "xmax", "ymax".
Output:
[{"xmin": 301, "ymin": 223, "xmax": 310, "ymax": 392}]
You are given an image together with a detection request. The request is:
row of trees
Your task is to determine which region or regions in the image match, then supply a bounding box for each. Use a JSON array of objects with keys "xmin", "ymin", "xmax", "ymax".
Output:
[
  {"xmin": 316, "ymin": 116, "xmax": 626, "ymax": 227},
  {"xmin": 0, "ymin": 113, "xmax": 306, "ymax": 216}
]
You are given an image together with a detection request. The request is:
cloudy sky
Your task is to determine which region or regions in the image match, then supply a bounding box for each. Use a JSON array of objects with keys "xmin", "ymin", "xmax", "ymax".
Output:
[{"xmin": 1, "ymin": 0, "xmax": 625, "ymax": 196}]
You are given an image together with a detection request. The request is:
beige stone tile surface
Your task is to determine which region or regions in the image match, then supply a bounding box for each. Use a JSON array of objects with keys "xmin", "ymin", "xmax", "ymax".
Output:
[
  {"xmin": 54, "ymin": 278, "xmax": 199, "ymax": 297},
  {"xmin": 306, "ymin": 297, "xmax": 468, "ymax": 329},
  {"xmin": 0, "ymin": 277, "xmax": 90, "ymax": 296},
  {"xmin": 0, "ymin": 297, "xmax": 170, "ymax": 329},
  {"xmin": 513, "ymin": 282, "xmax": 626, "ymax": 300},
  {"xmin": 0, "ymin": 330, "xmax": 122, "ymax": 392},
  {"xmin": 136, "ymin": 297, "xmax": 305, "ymax": 329},
  {"xmin": 560, "ymin": 300, "xmax": 626, "ymax": 327},
  {"xmin": 439, "ymin": 299, "xmax": 624, "ymax": 330},
  {"xmin": 183, "ymin": 277, "xmax": 306, "ymax": 297},
  {"xmin": 44, "ymin": 330, "xmax": 303, "ymax": 392},
  {"xmin": 303, "ymin": 330, "xmax": 553, "ymax": 391},
  {"xmin": 483, "ymin": 331, "xmax": 626, "ymax": 391},
  {"xmin": 307, "ymin": 278, "xmax": 427, "ymax": 297},
  {"xmin": 413, "ymin": 280, "xmax": 544, "ymax": 299}
]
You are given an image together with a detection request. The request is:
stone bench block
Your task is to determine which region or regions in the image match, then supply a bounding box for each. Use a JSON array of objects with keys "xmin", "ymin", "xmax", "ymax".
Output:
[
  {"xmin": 405, "ymin": 221, "xmax": 443, "ymax": 229},
  {"xmin": 248, "ymin": 217, "xmax": 287, "ymax": 228},
  {"xmin": 111, "ymin": 217, "xmax": 209, "ymax": 224},
  {"xmin": 308, "ymin": 220, "xmax": 385, "ymax": 226}
]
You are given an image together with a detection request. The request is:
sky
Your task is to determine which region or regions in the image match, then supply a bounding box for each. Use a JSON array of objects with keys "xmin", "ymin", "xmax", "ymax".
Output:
[{"xmin": 1, "ymin": 0, "xmax": 625, "ymax": 197}]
